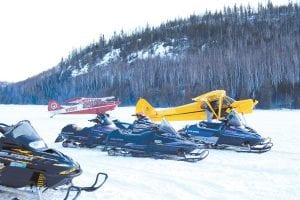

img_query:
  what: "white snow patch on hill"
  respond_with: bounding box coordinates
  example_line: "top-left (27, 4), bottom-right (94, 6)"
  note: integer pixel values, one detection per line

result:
top-left (99, 48), bottom-right (121, 66)
top-left (127, 42), bottom-right (174, 63)
top-left (71, 64), bottom-right (89, 77)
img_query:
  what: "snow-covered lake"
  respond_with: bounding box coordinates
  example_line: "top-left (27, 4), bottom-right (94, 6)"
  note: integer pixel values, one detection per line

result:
top-left (0, 105), bottom-right (299, 200)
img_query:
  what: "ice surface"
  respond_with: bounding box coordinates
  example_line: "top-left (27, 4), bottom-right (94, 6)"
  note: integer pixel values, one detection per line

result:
top-left (0, 105), bottom-right (299, 200)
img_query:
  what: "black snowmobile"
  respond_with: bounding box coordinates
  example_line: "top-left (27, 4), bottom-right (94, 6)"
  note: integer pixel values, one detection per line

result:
top-left (105, 119), bottom-right (209, 162)
top-left (55, 113), bottom-right (118, 148)
top-left (178, 110), bottom-right (273, 153)
top-left (0, 120), bottom-right (108, 200)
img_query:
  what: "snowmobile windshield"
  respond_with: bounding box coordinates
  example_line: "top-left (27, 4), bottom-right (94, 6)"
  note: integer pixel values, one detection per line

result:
top-left (6, 120), bottom-right (47, 150)
top-left (226, 109), bottom-right (243, 127)
top-left (158, 119), bottom-right (178, 136)
top-left (102, 116), bottom-right (114, 126)
top-left (98, 113), bottom-right (115, 127)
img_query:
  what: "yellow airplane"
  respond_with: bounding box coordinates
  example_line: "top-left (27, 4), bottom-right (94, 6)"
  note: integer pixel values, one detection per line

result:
top-left (135, 90), bottom-right (258, 122)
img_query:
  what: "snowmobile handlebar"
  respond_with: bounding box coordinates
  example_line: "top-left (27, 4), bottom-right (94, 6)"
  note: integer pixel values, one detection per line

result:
top-left (0, 123), bottom-right (10, 134)
top-left (0, 123), bottom-right (9, 127)
top-left (88, 118), bottom-right (98, 123)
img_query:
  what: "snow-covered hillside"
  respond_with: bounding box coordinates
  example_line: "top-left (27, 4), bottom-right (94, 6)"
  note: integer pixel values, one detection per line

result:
top-left (70, 40), bottom-right (185, 78)
top-left (0, 105), bottom-right (299, 200)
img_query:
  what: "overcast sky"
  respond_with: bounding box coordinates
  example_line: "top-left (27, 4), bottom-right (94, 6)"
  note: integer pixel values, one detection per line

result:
top-left (0, 0), bottom-right (294, 82)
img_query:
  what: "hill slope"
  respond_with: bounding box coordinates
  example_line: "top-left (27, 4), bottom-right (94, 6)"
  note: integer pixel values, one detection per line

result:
top-left (1, 2), bottom-right (300, 108)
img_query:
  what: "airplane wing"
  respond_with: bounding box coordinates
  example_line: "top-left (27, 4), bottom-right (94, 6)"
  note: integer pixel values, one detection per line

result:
top-left (65, 97), bottom-right (84, 104)
top-left (65, 96), bottom-right (116, 104)
top-left (97, 96), bottom-right (115, 101)
top-left (192, 90), bottom-right (226, 102)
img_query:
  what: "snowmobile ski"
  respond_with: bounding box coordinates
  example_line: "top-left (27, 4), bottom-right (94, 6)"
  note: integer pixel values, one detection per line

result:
top-left (106, 147), bottom-right (209, 162)
top-left (63, 172), bottom-right (108, 200)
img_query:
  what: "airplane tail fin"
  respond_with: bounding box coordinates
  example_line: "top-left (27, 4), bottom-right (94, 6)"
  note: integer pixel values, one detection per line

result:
top-left (48, 100), bottom-right (63, 111)
top-left (135, 98), bottom-right (157, 117)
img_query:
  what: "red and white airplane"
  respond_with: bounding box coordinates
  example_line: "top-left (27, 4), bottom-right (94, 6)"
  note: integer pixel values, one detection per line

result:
top-left (48, 96), bottom-right (120, 117)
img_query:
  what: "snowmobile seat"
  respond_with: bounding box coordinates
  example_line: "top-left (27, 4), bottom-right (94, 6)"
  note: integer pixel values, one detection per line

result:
top-left (74, 125), bottom-right (83, 131)
top-left (61, 124), bottom-right (91, 135)
top-left (132, 123), bottom-right (158, 134)
top-left (198, 121), bottom-right (223, 130)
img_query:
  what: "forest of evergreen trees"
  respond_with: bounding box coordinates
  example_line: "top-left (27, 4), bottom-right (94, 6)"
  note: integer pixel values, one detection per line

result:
top-left (0, 2), bottom-right (299, 108)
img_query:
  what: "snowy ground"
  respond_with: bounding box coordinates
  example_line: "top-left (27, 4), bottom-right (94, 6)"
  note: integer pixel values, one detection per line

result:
top-left (0, 105), bottom-right (299, 200)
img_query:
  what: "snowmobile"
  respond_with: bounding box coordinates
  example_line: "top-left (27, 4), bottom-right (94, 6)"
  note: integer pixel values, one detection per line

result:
top-left (55, 113), bottom-right (118, 148)
top-left (178, 110), bottom-right (273, 153)
top-left (105, 119), bottom-right (209, 162)
top-left (55, 113), bottom-right (148, 148)
top-left (0, 120), bottom-right (108, 200)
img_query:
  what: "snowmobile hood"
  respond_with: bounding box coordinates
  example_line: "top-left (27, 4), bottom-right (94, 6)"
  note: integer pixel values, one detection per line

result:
top-left (1, 120), bottom-right (47, 151)
top-left (41, 148), bottom-right (80, 167)
top-left (0, 147), bottom-right (80, 171)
